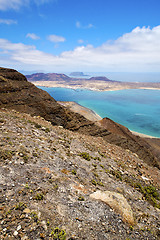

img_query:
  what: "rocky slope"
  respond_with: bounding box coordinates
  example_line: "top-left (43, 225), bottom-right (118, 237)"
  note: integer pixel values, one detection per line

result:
top-left (0, 109), bottom-right (160, 239)
top-left (0, 67), bottom-right (159, 170)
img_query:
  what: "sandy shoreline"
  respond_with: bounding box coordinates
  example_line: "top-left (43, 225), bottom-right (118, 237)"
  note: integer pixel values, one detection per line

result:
top-left (58, 101), bottom-right (102, 122)
top-left (130, 131), bottom-right (159, 139)
top-left (58, 101), bottom-right (159, 139)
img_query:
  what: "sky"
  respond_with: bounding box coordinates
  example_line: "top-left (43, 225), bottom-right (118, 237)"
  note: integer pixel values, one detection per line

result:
top-left (0, 0), bottom-right (160, 74)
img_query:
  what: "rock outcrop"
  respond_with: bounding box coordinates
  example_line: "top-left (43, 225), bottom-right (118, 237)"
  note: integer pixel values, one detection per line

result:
top-left (90, 190), bottom-right (135, 225)
top-left (0, 67), bottom-right (159, 169)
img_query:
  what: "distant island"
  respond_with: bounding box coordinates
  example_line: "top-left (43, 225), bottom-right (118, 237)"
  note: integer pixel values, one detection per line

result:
top-left (26, 72), bottom-right (160, 91)
top-left (69, 71), bottom-right (89, 77)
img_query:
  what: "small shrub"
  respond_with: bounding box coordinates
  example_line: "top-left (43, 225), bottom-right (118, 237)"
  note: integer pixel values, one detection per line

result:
top-left (34, 193), bottom-right (44, 200)
top-left (100, 164), bottom-right (104, 169)
top-left (91, 179), bottom-right (97, 186)
top-left (92, 163), bottom-right (97, 168)
top-left (97, 181), bottom-right (104, 186)
top-left (15, 202), bottom-right (27, 211)
top-left (134, 183), bottom-right (160, 208)
top-left (71, 169), bottom-right (77, 175)
top-left (93, 172), bottom-right (99, 178)
top-left (45, 128), bottom-right (50, 133)
top-left (79, 152), bottom-right (91, 161)
top-left (34, 123), bottom-right (42, 129)
top-left (0, 150), bottom-right (13, 161)
top-left (51, 227), bottom-right (66, 240)
top-left (110, 170), bottom-right (122, 181)
top-left (78, 196), bottom-right (85, 201)
top-left (31, 211), bottom-right (38, 222)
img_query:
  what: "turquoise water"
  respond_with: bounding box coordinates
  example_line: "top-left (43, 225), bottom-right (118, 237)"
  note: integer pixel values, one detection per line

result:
top-left (39, 87), bottom-right (160, 138)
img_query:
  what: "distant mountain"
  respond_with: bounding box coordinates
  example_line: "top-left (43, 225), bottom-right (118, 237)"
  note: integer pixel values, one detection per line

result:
top-left (70, 71), bottom-right (89, 77)
top-left (26, 72), bottom-right (71, 82)
top-left (89, 76), bottom-right (116, 82)
top-left (26, 72), bottom-right (160, 91)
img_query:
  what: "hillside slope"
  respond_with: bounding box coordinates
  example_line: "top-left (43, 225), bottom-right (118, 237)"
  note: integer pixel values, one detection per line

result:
top-left (0, 109), bottom-right (159, 239)
top-left (0, 67), bottom-right (159, 169)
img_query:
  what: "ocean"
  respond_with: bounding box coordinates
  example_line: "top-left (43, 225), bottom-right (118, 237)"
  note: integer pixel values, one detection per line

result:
top-left (38, 87), bottom-right (160, 138)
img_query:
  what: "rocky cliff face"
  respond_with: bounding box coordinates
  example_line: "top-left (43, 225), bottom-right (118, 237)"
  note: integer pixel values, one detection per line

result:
top-left (0, 67), bottom-right (159, 169)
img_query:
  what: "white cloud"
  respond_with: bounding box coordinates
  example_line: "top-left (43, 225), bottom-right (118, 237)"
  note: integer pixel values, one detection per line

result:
top-left (26, 33), bottom-right (40, 40)
top-left (0, 26), bottom-right (160, 72)
top-left (47, 34), bottom-right (66, 43)
top-left (0, 18), bottom-right (17, 24)
top-left (76, 21), bottom-right (94, 29)
top-left (0, 0), bottom-right (28, 10)
top-left (0, 0), bottom-right (54, 11)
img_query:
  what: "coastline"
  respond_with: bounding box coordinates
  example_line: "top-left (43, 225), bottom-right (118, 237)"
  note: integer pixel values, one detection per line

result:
top-left (58, 101), bottom-right (159, 139)
top-left (58, 101), bottom-right (102, 122)
top-left (32, 81), bottom-right (160, 92)
top-left (32, 82), bottom-right (160, 139)
top-left (130, 130), bottom-right (159, 139)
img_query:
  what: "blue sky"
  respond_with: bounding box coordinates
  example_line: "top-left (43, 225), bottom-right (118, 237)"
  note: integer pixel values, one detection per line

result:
top-left (0, 0), bottom-right (160, 73)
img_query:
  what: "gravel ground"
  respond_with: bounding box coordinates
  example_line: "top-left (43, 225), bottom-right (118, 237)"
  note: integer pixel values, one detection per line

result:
top-left (0, 109), bottom-right (159, 240)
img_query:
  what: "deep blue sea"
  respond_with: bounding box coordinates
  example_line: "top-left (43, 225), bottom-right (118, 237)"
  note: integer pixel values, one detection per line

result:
top-left (38, 87), bottom-right (160, 138)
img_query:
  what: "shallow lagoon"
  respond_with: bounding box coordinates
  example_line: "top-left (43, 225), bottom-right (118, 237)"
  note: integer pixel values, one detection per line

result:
top-left (39, 87), bottom-right (160, 138)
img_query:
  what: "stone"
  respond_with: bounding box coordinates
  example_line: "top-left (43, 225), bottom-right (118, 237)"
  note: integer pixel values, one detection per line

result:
top-left (90, 190), bottom-right (134, 225)
top-left (13, 231), bottom-right (18, 236)
top-left (17, 225), bottom-right (21, 231)
top-left (23, 208), bottom-right (31, 214)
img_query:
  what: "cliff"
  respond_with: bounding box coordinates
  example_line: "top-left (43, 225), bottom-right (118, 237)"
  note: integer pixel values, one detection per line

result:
top-left (0, 67), bottom-right (159, 169)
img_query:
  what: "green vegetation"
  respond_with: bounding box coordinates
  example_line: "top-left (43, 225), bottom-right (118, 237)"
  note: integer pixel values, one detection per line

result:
top-left (98, 151), bottom-right (106, 158)
top-left (110, 169), bottom-right (123, 181)
top-left (91, 179), bottom-right (97, 186)
top-left (34, 123), bottom-right (42, 129)
top-left (45, 127), bottom-right (50, 133)
top-left (92, 163), bottom-right (97, 168)
top-left (51, 227), bottom-right (66, 240)
top-left (71, 169), bottom-right (77, 175)
top-left (31, 211), bottom-right (38, 222)
top-left (93, 156), bottom-right (101, 161)
top-left (25, 183), bottom-right (29, 189)
top-left (97, 181), bottom-right (104, 186)
top-left (34, 193), bottom-right (44, 200)
top-left (134, 183), bottom-right (160, 208)
top-left (93, 172), bottom-right (99, 178)
top-left (78, 196), bottom-right (85, 201)
top-left (15, 202), bottom-right (27, 211)
top-left (79, 152), bottom-right (91, 161)
top-left (100, 164), bottom-right (104, 169)
top-left (0, 149), bottom-right (14, 161)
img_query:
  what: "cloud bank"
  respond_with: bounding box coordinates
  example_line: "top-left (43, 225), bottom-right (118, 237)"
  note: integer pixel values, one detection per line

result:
top-left (0, 25), bottom-right (160, 72)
